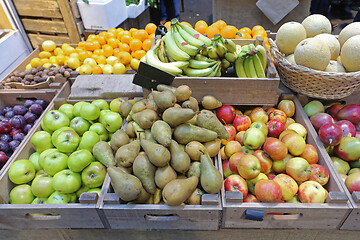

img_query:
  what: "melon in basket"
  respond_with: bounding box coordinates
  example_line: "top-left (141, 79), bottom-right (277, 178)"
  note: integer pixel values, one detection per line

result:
top-left (340, 35), bottom-right (360, 72)
top-left (314, 33), bottom-right (340, 60)
top-left (338, 22), bottom-right (360, 47)
top-left (324, 60), bottom-right (346, 73)
top-left (301, 14), bottom-right (332, 38)
top-left (286, 54), bottom-right (296, 64)
top-left (276, 22), bottom-right (306, 55)
top-left (294, 38), bottom-right (331, 71)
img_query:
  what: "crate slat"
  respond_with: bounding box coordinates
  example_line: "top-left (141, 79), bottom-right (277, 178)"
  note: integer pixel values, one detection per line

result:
top-left (27, 34), bottom-right (71, 48)
top-left (22, 19), bottom-right (68, 34)
top-left (57, 0), bottom-right (80, 43)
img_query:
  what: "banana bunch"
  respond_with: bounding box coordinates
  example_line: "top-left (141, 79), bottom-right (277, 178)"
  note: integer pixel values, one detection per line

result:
top-left (235, 44), bottom-right (267, 78)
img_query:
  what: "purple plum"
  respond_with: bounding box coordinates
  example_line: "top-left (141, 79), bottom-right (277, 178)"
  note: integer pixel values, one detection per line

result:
top-left (0, 134), bottom-right (12, 142)
top-left (29, 104), bottom-right (43, 116)
top-left (9, 140), bottom-right (20, 152)
top-left (5, 111), bottom-right (14, 119)
top-left (35, 99), bottom-right (47, 109)
top-left (13, 105), bottom-right (27, 115)
top-left (13, 133), bottom-right (25, 142)
top-left (23, 124), bottom-right (33, 134)
top-left (0, 141), bottom-right (10, 153)
top-left (24, 100), bottom-right (35, 108)
top-left (24, 112), bottom-right (37, 123)
top-left (9, 115), bottom-right (26, 129)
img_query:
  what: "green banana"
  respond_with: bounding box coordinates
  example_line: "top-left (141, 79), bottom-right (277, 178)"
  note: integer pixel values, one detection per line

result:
top-left (235, 52), bottom-right (247, 78)
top-left (189, 59), bottom-right (217, 69)
top-left (253, 54), bottom-right (266, 78)
top-left (215, 66), bottom-right (222, 77)
top-left (172, 26), bottom-right (199, 56)
top-left (236, 45), bottom-right (242, 54)
top-left (214, 42), bottom-right (227, 58)
top-left (175, 25), bottom-right (205, 49)
top-left (221, 59), bottom-right (231, 69)
top-left (195, 54), bottom-right (213, 62)
top-left (145, 43), bottom-right (182, 76)
top-left (183, 63), bottom-right (218, 77)
top-left (163, 30), bottom-right (191, 61)
top-left (255, 44), bottom-right (267, 71)
top-left (170, 61), bottom-right (189, 69)
top-left (200, 47), bottom-right (208, 57)
top-left (177, 21), bottom-right (212, 47)
top-left (224, 52), bottom-right (236, 63)
top-left (208, 47), bottom-right (219, 59)
top-left (244, 55), bottom-right (258, 78)
top-left (223, 39), bottom-right (237, 53)
top-left (207, 62), bottom-right (220, 77)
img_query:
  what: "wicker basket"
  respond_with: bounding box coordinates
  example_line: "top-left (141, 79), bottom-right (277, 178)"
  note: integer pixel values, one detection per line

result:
top-left (269, 38), bottom-right (360, 100)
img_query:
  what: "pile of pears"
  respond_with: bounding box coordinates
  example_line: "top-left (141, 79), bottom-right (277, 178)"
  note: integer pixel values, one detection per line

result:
top-left (103, 84), bottom-right (228, 206)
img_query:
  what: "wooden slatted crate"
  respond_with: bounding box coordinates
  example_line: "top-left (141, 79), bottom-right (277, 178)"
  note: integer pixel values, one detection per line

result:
top-left (221, 96), bottom-right (352, 229)
top-left (13, 0), bottom-right (84, 47)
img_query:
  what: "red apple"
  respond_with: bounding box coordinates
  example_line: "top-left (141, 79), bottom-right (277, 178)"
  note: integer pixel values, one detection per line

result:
top-left (287, 123), bottom-right (307, 139)
top-left (220, 146), bottom-right (228, 160)
top-left (337, 104), bottom-right (360, 125)
top-left (263, 137), bottom-right (288, 161)
top-left (222, 159), bottom-right (233, 178)
top-left (249, 107), bottom-right (268, 123)
top-left (298, 181), bottom-right (327, 203)
top-left (327, 104), bottom-right (343, 120)
top-left (216, 105), bottom-right (236, 124)
top-left (319, 123), bottom-right (343, 146)
top-left (272, 154), bottom-right (292, 173)
top-left (243, 193), bottom-right (260, 202)
top-left (273, 173), bottom-right (298, 201)
top-left (224, 141), bottom-right (242, 158)
top-left (233, 115), bottom-right (252, 132)
top-left (266, 173), bottom-right (276, 180)
top-left (278, 100), bottom-right (295, 117)
top-left (285, 118), bottom-right (296, 128)
top-left (253, 150), bottom-right (272, 174)
top-left (336, 120), bottom-right (356, 137)
top-left (254, 179), bottom-right (282, 203)
top-left (269, 109), bottom-right (287, 123)
top-left (224, 174), bottom-right (248, 198)
top-left (309, 164), bottom-right (329, 186)
top-left (266, 107), bottom-right (276, 116)
top-left (345, 172), bottom-right (360, 193)
top-left (229, 152), bottom-right (245, 174)
top-left (235, 109), bottom-right (243, 116)
top-left (246, 173), bottom-right (268, 194)
top-left (279, 129), bottom-right (297, 141)
top-left (0, 151), bottom-right (8, 168)
top-left (285, 157), bottom-right (311, 182)
top-left (241, 146), bottom-right (254, 155)
top-left (250, 121), bottom-right (268, 137)
top-left (299, 144), bottom-right (319, 164)
top-left (310, 113), bottom-right (334, 131)
top-left (235, 131), bottom-right (245, 145)
top-left (356, 131), bottom-right (360, 139)
top-left (267, 119), bottom-right (286, 138)
top-left (334, 137), bottom-right (360, 161)
top-left (237, 154), bottom-right (261, 180)
top-left (281, 132), bottom-right (306, 156)
top-left (221, 125), bottom-right (236, 145)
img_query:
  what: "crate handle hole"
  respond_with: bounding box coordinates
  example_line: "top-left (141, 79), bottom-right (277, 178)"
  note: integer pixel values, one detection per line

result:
top-left (269, 213), bottom-right (302, 220)
top-left (144, 214), bottom-right (179, 222)
top-left (25, 213), bottom-right (61, 221)
top-left (16, 97), bottom-right (38, 102)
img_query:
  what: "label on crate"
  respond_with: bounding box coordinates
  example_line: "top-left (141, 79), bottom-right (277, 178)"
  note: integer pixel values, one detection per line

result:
top-left (133, 62), bottom-right (175, 90)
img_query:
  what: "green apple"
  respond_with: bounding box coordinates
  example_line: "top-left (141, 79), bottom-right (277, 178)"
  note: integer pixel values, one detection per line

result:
top-left (70, 117), bottom-right (90, 136)
top-left (52, 169), bottom-right (82, 193)
top-left (110, 98), bottom-right (125, 113)
top-left (69, 193), bottom-right (77, 203)
top-left (250, 121), bottom-right (268, 137)
top-left (80, 102), bottom-right (100, 121)
top-left (39, 148), bottom-right (59, 165)
top-left (99, 110), bottom-right (111, 123)
top-left (29, 152), bottom-right (42, 172)
top-left (92, 99), bottom-right (109, 111)
top-left (32, 197), bottom-right (47, 204)
top-left (34, 169), bottom-right (46, 178)
top-left (243, 128), bottom-right (266, 150)
top-left (41, 120), bottom-right (53, 134)
top-left (81, 161), bottom-right (106, 188)
top-left (39, 151), bottom-right (68, 176)
top-left (78, 131), bottom-right (100, 152)
top-left (42, 110), bottom-right (70, 132)
top-left (100, 111), bottom-right (123, 132)
top-left (73, 102), bottom-right (87, 117)
top-left (53, 129), bottom-right (80, 153)
top-left (46, 191), bottom-right (72, 204)
top-left (58, 104), bottom-right (74, 120)
top-left (87, 188), bottom-right (101, 196)
top-left (67, 149), bottom-right (93, 172)
top-left (51, 127), bottom-right (74, 146)
top-left (8, 159), bottom-right (35, 184)
top-left (89, 123), bottom-right (109, 141)
top-left (76, 185), bottom-right (90, 198)
top-left (9, 184), bottom-right (34, 204)
top-left (31, 174), bottom-right (55, 198)
top-left (30, 131), bottom-right (53, 153)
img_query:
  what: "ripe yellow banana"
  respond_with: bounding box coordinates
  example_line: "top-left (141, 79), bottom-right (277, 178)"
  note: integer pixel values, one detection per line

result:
top-left (183, 63), bottom-right (218, 77)
top-left (244, 55), bottom-right (258, 78)
top-left (235, 53), bottom-right (247, 78)
top-left (172, 26), bottom-right (199, 56)
top-left (177, 21), bottom-right (212, 47)
top-left (163, 30), bottom-right (191, 61)
top-left (255, 45), bottom-right (267, 70)
top-left (189, 59), bottom-right (217, 69)
top-left (253, 54), bottom-right (266, 78)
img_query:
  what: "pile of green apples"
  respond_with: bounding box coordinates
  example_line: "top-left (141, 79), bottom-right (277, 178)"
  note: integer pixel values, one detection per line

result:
top-left (8, 98), bottom-right (124, 204)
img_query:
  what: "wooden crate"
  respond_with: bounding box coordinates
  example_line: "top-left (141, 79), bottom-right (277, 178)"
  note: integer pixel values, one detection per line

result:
top-left (143, 38), bottom-right (280, 106)
top-left (221, 96), bottom-right (352, 229)
top-left (98, 155), bottom-right (222, 230)
top-left (13, 0), bottom-right (84, 47)
top-left (0, 82), bottom-right (106, 229)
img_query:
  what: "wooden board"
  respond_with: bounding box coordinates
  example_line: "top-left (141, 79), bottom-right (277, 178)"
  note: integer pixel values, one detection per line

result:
top-left (22, 19), bottom-right (68, 34)
top-left (221, 96), bottom-right (352, 229)
top-left (13, 0), bottom-right (62, 18)
top-left (27, 34), bottom-right (71, 48)
top-left (57, 0), bottom-right (80, 43)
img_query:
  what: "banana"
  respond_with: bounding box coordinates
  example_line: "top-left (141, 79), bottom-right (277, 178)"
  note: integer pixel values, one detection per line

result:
top-left (170, 61), bottom-right (189, 69)
top-left (183, 63), bottom-right (218, 77)
top-left (224, 52), bottom-right (236, 63)
top-left (235, 52), bottom-right (247, 78)
top-left (200, 47), bottom-right (208, 57)
top-left (244, 55), bottom-right (258, 78)
top-left (157, 40), bottom-right (169, 63)
top-left (214, 42), bottom-right (227, 58)
top-left (207, 62), bottom-right (220, 77)
top-left (208, 47), bottom-right (219, 59)
top-left (236, 45), bottom-right (242, 54)
top-left (195, 54), bottom-right (213, 62)
top-left (165, 48), bottom-right (176, 62)
top-left (177, 21), bottom-right (212, 47)
top-left (175, 25), bottom-right (205, 49)
top-left (189, 59), bottom-right (217, 69)
top-left (172, 26), bottom-right (199, 56)
top-left (255, 44), bottom-right (267, 70)
top-left (163, 30), bottom-right (191, 61)
top-left (221, 59), bottom-right (231, 69)
top-left (145, 43), bottom-right (182, 76)
top-left (215, 66), bottom-right (222, 77)
top-left (253, 54), bottom-right (266, 78)
top-left (223, 39), bottom-right (237, 53)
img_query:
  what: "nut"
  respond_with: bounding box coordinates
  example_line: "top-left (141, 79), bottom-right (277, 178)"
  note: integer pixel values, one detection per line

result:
top-left (14, 77), bottom-right (22, 82)
top-left (64, 71), bottom-right (71, 78)
top-left (24, 70), bottom-right (31, 74)
top-left (34, 76), bottom-right (41, 82)
top-left (39, 77), bottom-right (47, 82)
top-left (18, 72), bottom-right (26, 78)
top-left (24, 81), bottom-right (30, 85)
top-left (47, 71), bottom-right (55, 76)
top-left (31, 68), bottom-right (38, 74)
top-left (30, 81), bottom-right (37, 85)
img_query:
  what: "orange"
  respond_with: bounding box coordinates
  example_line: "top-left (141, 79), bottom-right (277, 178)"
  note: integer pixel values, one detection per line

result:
top-left (220, 25), bottom-right (238, 39)
top-left (205, 25), bottom-right (220, 39)
top-left (105, 31), bottom-right (115, 40)
top-left (142, 39), bottom-right (153, 51)
top-left (92, 65), bottom-right (103, 74)
top-left (84, 41), bottom-right (96, 51)
top-left (117, 52), bottom-right (131, 65)
top-left (119, 43), bottom-right (130, 52)
top-left (107, 37), bottom-right (118, 48)
top-left (78, 51), bottom-right (90, 62)
top-left (98, 31), bottom-right (107, 38)
top-left (78, 41), bottom-right (86, 49)
top-left (108, 28), bottom-right (117, 34)
top-left (121, 35), bottom-right (132, 45)
top-left (239, 27), bottom-right (252, 35)
top-left (129, 38), bottom-right (143, 52)
top-left (164, 21), bottom-right (171, 30)
top-left (234, 32), bottom-right (251, 39)
top-left (181, 21), bottom-right (193, 28)
top-left (214, 20), bottom-right (227, 30)
top-left (102, 44), bottom-right (113, 57)
top-left (149, 33), bottom-right (155, 41)
top-left (129, 28), bottom-right (138, 37)
top-left (252, 25), bottom-right (265, 35)
top-left (132, 50), bottom-right (146, 60)
top-left (75, 47), bottom-right (84, 53)
top-left (252, 29), bottom-right (267, 40)
top-left (87, 34), bottom-right (97, 41)
top-left (93, 49), bottom-right (103, 55)
top-left (98, 36), bottom-right (106, 45)
top-left (113, 48), bottom-right (121, 56)
top-left (96, 55), bottom-right (106, 65)
top-left (195, 20), bottom-right (208, 35)
top-left (133, 29), bottom-right (148, 42)
top-left (145, 23), bottom-right (157, 35)
top-left (116, 28), bottom-right (124, 34)
top-left (117, 31), bottom-right (125, 40)
top-left (92, 40), bottom-right (101, 50)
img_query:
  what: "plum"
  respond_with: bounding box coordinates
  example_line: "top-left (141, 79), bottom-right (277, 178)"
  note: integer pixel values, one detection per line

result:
top-left (24, 112), bottom-right (37, 123)
top-left (29, 104), bottom-right (43, 116)
top-left (35, 99), bottom-right (47, 109)
top-left (23, 124), bottom-right (33, 134)
top-left (0, 121), bottom-right (12, 133)
top-left (13, 105), bottom-right (27, 115)
top-left (9, 115), bottom-right (26, 129)
top-left (0, 134), bottom-right (12, 142)
top-left (0, 141), bottom-right (10, 153)
top-left (5, 111), bottom-right (14, 119)
top-left (13, 133), bottom-right (25, 142)
top-left (24, 100), bottom-right (35, 108)
top-left (9, 140), bottom-right (20, 152)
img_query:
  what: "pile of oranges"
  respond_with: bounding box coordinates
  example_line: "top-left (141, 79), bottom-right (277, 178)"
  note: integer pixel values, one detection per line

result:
top-left (26, 23), bottom-right (157, 75)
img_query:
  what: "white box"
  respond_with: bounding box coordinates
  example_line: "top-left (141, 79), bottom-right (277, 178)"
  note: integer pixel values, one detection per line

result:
top-left (127, 0), bottom-right (148, 18)
top-left (77, 0), bottom-right (128, 30)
